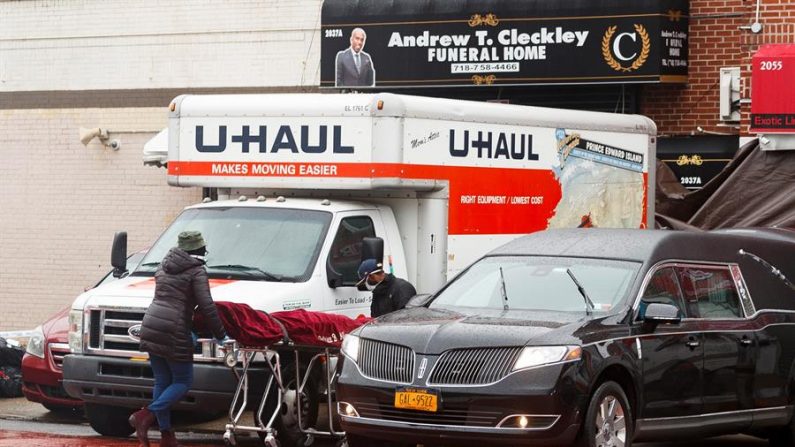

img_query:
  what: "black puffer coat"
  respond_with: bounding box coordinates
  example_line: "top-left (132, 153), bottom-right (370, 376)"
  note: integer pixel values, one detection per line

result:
top-left (371, 274), bottom-right (417, 318)
top-left (139, 248), bottom-right (226, 362)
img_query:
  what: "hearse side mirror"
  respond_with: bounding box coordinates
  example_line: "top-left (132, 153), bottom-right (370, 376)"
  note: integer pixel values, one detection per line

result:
top-left (326, 257), bottom-right (343, 289)
top-left (111, 231), bottom-right (128, 278)
top-left (643, 303), bottom-right (682, 325)
top-left (405, 294), bottom-right (433, 309)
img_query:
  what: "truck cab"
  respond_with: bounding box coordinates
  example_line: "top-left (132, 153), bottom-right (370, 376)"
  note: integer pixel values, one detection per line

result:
top-left (63, 196), bottom-right (409, 434)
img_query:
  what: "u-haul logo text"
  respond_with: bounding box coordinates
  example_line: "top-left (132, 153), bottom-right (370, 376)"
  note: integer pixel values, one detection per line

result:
top-left (449, 129), bottom-right (538, 161)
top-left (195, 125), bottom-right (354, 154)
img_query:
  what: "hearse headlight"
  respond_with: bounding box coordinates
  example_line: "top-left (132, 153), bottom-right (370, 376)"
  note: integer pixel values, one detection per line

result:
top-left (341, 334), bottom-right (360, 363)
top-left (68, 309), bottom-right (84, 353)
top-left (513, 346), bottom-right (582, 371)
top-left (26, 326), bottom-right (45, 359)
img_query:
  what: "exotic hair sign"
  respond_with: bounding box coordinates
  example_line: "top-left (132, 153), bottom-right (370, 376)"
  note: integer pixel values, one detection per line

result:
top-left (320, 0), bottom-right (689, 88)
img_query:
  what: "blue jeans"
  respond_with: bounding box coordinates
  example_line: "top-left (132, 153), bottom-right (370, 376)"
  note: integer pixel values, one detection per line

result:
top-left (147, 354), bottom-right (193, 431)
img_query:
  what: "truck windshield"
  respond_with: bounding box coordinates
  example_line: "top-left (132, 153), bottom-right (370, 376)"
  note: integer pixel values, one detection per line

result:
top-left (430, 256), bottom-right (640, 314)
top-left (135, 207), bottom-right (332, 282)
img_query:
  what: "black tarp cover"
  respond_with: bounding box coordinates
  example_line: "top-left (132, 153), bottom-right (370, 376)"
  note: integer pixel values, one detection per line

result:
top-left (656, 139), bottom-right (795, 230)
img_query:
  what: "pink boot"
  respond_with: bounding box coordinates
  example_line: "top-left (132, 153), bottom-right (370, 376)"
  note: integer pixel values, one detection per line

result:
top-left (128, 407), bottom-right (156, 447)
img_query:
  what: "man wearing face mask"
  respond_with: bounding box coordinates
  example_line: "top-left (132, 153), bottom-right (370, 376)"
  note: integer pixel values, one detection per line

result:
top-left (356, 259), bottom-right (416, 318)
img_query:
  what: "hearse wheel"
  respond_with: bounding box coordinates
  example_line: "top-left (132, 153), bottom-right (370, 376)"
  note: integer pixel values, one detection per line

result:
top-left (579, 381), bottom-right (633, 447)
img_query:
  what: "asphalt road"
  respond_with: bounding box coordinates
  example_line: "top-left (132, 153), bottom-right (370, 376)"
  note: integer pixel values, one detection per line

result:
top-left (0, 419), bottom-right (771, 447)
top-left (0, 398), bottom-right (771, 446)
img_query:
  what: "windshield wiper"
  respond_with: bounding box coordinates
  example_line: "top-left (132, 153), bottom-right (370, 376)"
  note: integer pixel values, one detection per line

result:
top-left (207, 264), bottom-right (284, 281)
top-left (566, 268), bottom-right (595, 316)
top-left (499, 266), bottom-right (509, 310)
top-left (139, 262), bottom-right (161, 268)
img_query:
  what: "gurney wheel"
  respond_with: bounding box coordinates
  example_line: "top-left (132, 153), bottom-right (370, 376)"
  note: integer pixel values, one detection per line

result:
top-left (223, 430), bottom-right (237, 446)
top-left (263, 433), bottom-right (281, 447)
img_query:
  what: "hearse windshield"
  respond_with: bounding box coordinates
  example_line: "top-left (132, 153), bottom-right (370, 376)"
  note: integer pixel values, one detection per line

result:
top-left (135, 207), bottom-right (332, 282)
top-left (431, 256), bottom-right (640, 314)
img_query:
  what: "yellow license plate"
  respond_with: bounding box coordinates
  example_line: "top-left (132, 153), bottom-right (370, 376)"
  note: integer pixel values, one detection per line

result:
top-left (394, 387), bottom-right (439, 412)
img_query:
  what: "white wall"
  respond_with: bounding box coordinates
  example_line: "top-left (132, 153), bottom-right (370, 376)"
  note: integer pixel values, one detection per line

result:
top-left (0, 108), bottom-right (201, 330)
top-left (0, 0), bottom-right (323, 92)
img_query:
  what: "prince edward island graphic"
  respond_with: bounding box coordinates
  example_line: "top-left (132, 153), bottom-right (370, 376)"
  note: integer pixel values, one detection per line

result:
top-left (547, 128), bottom-right (645, 230)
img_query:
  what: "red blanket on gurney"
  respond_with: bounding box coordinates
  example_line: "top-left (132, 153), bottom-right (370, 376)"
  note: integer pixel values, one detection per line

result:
top-left (193, 302), bottom-right (371, 348)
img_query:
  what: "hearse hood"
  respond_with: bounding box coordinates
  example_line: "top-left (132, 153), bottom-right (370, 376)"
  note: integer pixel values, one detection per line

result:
top-left (356, 306), bottom-right (585, 354)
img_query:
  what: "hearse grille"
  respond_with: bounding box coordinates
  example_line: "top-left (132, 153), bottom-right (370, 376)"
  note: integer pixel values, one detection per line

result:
top-left (87, 309), bottom-right (145, 355)
top-left (351, 401), bottom-right (502, 427)
top-left (428, 347), bottom-right (523, 385)
top-left (358, 339), bottom-right (414, 384)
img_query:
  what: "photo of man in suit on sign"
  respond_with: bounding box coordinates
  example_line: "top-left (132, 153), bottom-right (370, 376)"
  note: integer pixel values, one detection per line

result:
top-left (335, 27), bottom-right (375, 88)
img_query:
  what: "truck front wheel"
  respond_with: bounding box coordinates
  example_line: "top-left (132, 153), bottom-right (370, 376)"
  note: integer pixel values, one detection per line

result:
top-left (256, 360), bottom-right (319, 447)
top-left (85, 403), bottom-right (135, 437)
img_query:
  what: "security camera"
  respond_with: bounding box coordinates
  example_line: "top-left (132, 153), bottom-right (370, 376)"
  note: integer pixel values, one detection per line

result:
top-left (109, 139), bottom-right (121, 151)
top-left (79, 127), bottom-right (109, 146)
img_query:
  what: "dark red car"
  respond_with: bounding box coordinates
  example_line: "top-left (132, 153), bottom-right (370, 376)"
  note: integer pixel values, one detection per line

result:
top-left (21, 306), bottom-right (81, 412)
top-left (22, 251), bottom-right (145, 412)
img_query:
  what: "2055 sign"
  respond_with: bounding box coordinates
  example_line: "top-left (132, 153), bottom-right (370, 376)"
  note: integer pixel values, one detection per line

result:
top-left (759, 60), bottom-right (784, 71)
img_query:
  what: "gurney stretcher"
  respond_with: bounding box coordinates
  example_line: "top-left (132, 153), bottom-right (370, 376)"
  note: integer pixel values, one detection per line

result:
top-left (193, 302), bottom-right (370, 447)
top-left (218, 340), bottom-right (341, 447)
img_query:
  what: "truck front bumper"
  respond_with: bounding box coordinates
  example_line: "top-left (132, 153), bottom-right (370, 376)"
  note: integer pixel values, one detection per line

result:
top-left (62, 355), bottom-right (267, 411)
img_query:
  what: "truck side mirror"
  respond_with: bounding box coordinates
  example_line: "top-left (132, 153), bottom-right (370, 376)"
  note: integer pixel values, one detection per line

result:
top-left (361, 237), bottom-right (384, 265)
top-left (111, 232), bottom-right (128, 278)
top-left (326, 257), bottom-right (343, 289)
top-left (405, 294), bottom-right (433, 309)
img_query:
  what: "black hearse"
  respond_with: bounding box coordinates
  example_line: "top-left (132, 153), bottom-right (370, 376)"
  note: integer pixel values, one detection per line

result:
top-left (336, 228), bottom-right (795, 447)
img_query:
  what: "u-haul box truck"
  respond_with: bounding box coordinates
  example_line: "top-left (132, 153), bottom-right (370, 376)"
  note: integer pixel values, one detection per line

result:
top-left (63, 93), bottom-right (656, 436)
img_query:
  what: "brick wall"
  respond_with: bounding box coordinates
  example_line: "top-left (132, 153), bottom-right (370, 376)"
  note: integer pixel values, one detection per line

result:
top-left (641, 0), bottom-right (795, 136)
top-left (0, 108), bottom-right (200, 330)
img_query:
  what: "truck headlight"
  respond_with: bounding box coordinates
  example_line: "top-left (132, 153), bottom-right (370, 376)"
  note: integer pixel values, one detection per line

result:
top-left (512, 346), bottom-right (581, 371)
top-left (26, 326), bottom-right (45, 359)
top-left (68, 310), bottom-right (84, 353)
top-left (341, 334), bottom-right (360, 363)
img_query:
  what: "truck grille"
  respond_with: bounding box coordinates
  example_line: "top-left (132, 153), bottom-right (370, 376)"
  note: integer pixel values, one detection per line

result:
top-left (87, 308), bottom-right (145, 355)
top-left (428, 347), bottom-right (523, 385)
top-left (358, 339), bottom-right (414, 384)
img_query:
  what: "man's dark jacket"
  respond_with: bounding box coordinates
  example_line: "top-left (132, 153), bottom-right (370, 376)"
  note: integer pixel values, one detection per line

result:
top-left (139, 248), bottom-right (226, 362)
top-left (371, 274), bottom-right (416, 318)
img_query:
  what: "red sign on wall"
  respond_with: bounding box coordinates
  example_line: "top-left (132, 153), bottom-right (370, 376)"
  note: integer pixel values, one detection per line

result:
top-left (751, 44), bottom-right (795, 133)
